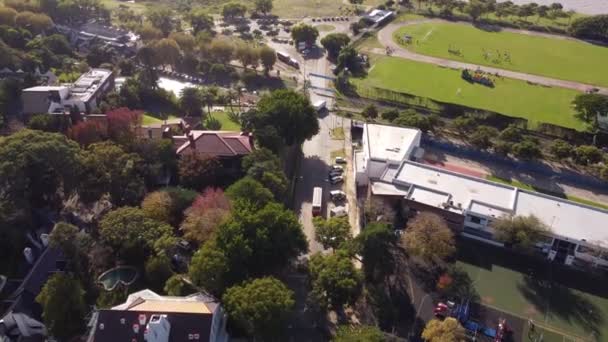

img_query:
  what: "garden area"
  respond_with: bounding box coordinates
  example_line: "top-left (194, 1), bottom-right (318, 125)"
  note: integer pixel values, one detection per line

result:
top-left (393, 21), bottom-right (608, 87)
top-left (351, 56), bottom-right (584, 130)
top-left (456, 239), bottom-right (608, 341)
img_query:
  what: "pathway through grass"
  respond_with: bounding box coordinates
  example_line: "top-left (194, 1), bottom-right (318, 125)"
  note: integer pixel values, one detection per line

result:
top-left (393, 22), bottom-right (608, 87)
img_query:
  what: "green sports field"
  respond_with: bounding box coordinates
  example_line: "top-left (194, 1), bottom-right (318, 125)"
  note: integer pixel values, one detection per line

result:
top-left (393, 22), bottom-right (608, 87)
top-left (352, 56), bottom-right (583, 130)
top-left (457, 239), bottom-right (608, 341)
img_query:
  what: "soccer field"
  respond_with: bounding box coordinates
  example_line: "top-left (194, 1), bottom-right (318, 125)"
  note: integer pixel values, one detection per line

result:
top-left (393, 22), bottom-right (608, 87)
top-left (352, 56), bottom-right (584, 130)
top-left (457, 239), bottom-right (608, 341)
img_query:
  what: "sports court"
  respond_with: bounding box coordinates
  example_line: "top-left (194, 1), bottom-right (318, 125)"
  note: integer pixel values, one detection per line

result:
top-left (456, 239), bottom-right (608, 342)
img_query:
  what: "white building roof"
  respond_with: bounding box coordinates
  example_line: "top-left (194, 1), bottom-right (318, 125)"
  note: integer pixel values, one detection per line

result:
top-left (365, 124), bottom-right (420, 163)
top-left (70, 68), bottom-right (113, 102)
top-left (388, 160), bottom-right (608, 243)
top-left (23, 86), bottom-right (67, 92)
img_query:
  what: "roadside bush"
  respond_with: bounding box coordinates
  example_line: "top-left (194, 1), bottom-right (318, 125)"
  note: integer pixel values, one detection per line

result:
top-left (381, 109), bottom-right (399, 122)
top-left (451, 116), bottom-right (477, 135)
top-left (498, 125), bottom-right (522, 143)
top-left (549, 139), bottom-right (573, 160)
top-left (512, 140), bottom-right (542, 160)
top-left (573, 145), bottom-right (603, 165)
top-left (393, 110), bottom-right (439, 133)
top-left (494, 141), bottom-right (513, 156)
top-left (469, 126), bottom-right (498, 149)
top-left (569, 15), bottom-right (608, 43)
top-left (361, 104), bottom-right (378, 120)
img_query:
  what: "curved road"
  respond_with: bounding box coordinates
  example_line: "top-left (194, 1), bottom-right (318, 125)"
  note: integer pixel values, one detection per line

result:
top-left (374, 20), bottom-right (608, 94)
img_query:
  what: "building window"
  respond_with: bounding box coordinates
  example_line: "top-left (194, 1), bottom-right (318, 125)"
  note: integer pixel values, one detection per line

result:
top-left (468, 215), bottom-right (482, 224)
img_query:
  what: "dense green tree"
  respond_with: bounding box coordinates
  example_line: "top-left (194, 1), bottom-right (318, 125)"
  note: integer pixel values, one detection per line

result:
top-left (498, 124), bottom-right (522, 142)
top-left (313, 216), bottom-right (352, 250)
top-left (222, 2), bottom-right (247, 19)
top-left (254, 0), bottom-right (273, 14)
top-left (223, 277), bottom-right (295, 340)
top-left (188, 240), bottom-right (229, 296)
top-left (188, 9), bottom-right (214, 34)
top-left (0, 130), bottom-right (82, 224)
top-left (362, 104), bottom-right (378, 120)
top-left (291, 23), bottom-right (319, 45)
top-left (169, 32), bottom-right (196, 53)
top-left (337, 45), bottom-right (360, 72)
top-left (355, 222), bottom-right (396, 279)
top-left (235, 43), bottom-right (259, 70)
top-left (141, 191), bottom-right (174, 224)
top-left (321, 33), bottom-right (351, 59)
top-left (15, 11), bottom-right (53, 34)
top-left (241, 148), bottom-right (288, 199)
top-left (309, 249), bottom-right (362, 309)
top-left (209, 38), bottom-right (235, 63)
top-left (49, 222), bottom-right (91, 278)
top-left (243, 89), bottom-right (319, 146)
top-left (145, 255), bottom-right (174, 293)
top-left (492, 214), bottom-right (550, 250)
top-left (393, 109), bottom-right (439, 133)
top-left (381, 109), bottom-right (399, 122)
top-left (179, 87), bottom-right (204, 117)
top-left (138, 24), bottom-right (163, 42)
top-left (99, 207), bottom-right (174, 261)
top-left (569, 14), bottom-right (608, 43)
top-left (401, 212), bottom-right (455, 263)
top-left (259, 45), bottom-right (277, 75)
top-left (36, 274), bottom-right (86, 341)
top-left (153, 38), bottom-right (181, 67)
top-left (178, 151), bottom-right (222, 190)
top-left (164, 274), bottom-right (196, 296)
top-left (226, 177), bottom-right (274, 209)
top-left (333, 325), bottom-right (385, 342)
top-left (147, 7), bottom-right (175, 36)
top-left (80, 142), bottom-right (146, 205)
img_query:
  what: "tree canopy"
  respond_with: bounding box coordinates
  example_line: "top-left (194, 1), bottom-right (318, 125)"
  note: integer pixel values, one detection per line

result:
top-left (223, 277), bottom-right (295, 340)
top-left (291, 24), bottom-right (319, 45)
top-left (243, 89), bottom-right (319, 147)
top-left (226, 176), bottom-right (274, 209)
top-left (313, 216), bottom-right (352, 250)
top-left (401, 212), bottom-right (455, 263)
top-left (422, 318), bottom-right (466, 342)
top-left (491, 214), bottom-right (551, 250)
top-left (309, 249), bottom-right (362, 309)
top-left (181, 188), bottom-right (232, 244)
top-left (321, 33), bottom-right (350, 59)
top-left (178, 152), bottom-right (222, 191)
top-left (36, 273), bottom-right (86, 341)
top-left (241, 148), bottom-right (289, 200)
top-left (99, 207), bottom-right (174, 261)
top-left (572, 93), bottom-right (608, 132)
top-left (254, 0), bottom-right (273, 14)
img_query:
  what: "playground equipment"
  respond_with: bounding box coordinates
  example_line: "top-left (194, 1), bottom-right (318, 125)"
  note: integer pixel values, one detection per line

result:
top-left (434, 300), bottom-right (510, 341)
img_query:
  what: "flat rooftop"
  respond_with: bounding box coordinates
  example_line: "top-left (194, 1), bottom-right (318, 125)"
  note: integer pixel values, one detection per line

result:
top-left (388, 161), bottom-right (608, 242)
top-left (365, 124), bottom-right (420, 163)
top-left (70, 68), bottom-right (113, 101)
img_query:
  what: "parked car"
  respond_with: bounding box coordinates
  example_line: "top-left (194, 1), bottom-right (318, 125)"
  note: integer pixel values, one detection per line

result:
top-left (329, 170), bottom-right (342, 178)
top-left (330, 190), bottom-right (346, 201)
top-left (335, 156), bottom-right (346, 164)
top-left (330, 165), bottom-right (344, 171)
top-left (330, 175), bottom-right (344, 184)
top-left (330, 206), bottom-right (347, 217)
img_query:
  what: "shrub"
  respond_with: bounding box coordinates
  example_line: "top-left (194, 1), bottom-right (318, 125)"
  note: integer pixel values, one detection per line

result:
top-left (512, 140), bottom-right (542, 160)
top-left (469, 126), bottom-right (498, 149)
top-left (549, 139), bottom-right (573, 160)
top-left (381, 109), bottom-right (399, 122)
top-left (573, 145), bottom-right (603, 165)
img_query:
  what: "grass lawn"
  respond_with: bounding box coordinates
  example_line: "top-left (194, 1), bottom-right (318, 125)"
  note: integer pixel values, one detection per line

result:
top-left (393, 22), bottom-right (608, 87)
top-left (330, 127), bottom-right (345, 140)
top-left (315, 24), bottom-right (336, 32)
top-left (141, 114), bottom-right (179, 125)
top-left (99, 0), bottom-right (150, 13)
top-left (272, 0), bottom-right (344, 18)
top-left (457, 239), bottom-right (608, 341)
top-left (330, 148), bottom-right (346, 160)
top-left (353, 56), bottom-right (583, 130)
top-left (210, 111), bottom-right (241, 131)
top-left (486, 175), bottom-right (608, 210)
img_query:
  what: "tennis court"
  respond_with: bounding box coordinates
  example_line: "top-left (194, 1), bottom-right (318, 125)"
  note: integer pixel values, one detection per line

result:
top-left (456, 238), bottom-right (607, 342)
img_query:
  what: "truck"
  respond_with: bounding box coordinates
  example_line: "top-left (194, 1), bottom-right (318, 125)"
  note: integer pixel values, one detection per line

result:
top-left (312, 187), bottom-right (323, 216)
top-left (313, 100), bottom-right (327, 112)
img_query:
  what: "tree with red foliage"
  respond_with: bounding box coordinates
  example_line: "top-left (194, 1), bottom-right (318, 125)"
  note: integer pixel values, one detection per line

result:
top-left (178, 151), bottom-right (222, 190)
top-left (106, 107), bottom-right (142, 145)
top-left (68, 120), bottom-right (107, 146)
top-left (436, 273), bottom-right (453, 292)
top-left (181, 188), bottom-right (232, 244)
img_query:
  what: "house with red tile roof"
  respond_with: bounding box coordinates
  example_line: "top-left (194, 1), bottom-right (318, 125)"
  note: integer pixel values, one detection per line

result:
top-left (174, 131), bottom-right (253, 159)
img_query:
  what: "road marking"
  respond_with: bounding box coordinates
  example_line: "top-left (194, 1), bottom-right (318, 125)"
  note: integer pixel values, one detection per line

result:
top-left (421, 27), bottom-right (434, 42)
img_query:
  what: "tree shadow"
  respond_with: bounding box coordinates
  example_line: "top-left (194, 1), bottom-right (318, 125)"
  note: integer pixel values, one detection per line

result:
top-left (293, 155), bottom-right (331, 217)
top-left (518, 276), bottom-right (605, 338)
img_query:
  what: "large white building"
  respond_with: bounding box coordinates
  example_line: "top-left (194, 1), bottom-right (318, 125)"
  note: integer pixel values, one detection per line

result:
top-left (356, 123), bottom-right (608, 269)
top-left (22, 68), bottom-right (114, 115)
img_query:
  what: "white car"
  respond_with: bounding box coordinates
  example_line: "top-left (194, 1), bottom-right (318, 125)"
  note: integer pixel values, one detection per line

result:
top-left (330, 206), bottom-right (347, 217)
top-left (329, 170), bottom-right (342, 178)
top-left (330, 190), bottom-right (346, 201)
top-left (330, 175), bottom-right (344, 184)
top-left (335, 156), bottom-right (346, 164)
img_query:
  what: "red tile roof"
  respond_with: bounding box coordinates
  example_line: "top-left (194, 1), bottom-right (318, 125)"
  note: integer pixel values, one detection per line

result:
top-left (175, 131), bottom-right (253, 157)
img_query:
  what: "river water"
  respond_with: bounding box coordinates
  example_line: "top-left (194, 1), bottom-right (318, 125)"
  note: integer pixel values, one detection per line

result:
top-left (500, 0), bottom-right (608, 15)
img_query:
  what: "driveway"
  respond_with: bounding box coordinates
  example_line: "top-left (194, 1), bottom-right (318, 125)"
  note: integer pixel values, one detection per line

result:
top-left (373, 20), bottom-right (608, 94)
